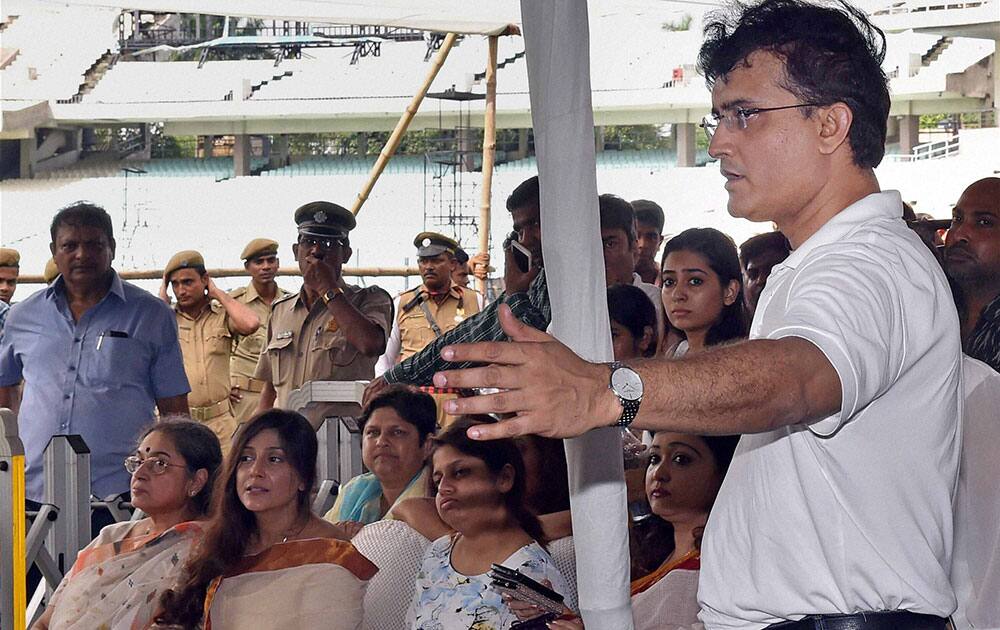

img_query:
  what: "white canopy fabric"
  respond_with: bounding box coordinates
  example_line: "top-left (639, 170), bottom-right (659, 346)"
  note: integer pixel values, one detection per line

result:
top-left (520, 1), bottom-right (633, 628)
top-left (44, 0), bottom-right (520, 35)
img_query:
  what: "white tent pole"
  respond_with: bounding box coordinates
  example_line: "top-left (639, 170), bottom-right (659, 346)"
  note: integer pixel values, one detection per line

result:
top-left (519, 2), bottom-right (633, 628)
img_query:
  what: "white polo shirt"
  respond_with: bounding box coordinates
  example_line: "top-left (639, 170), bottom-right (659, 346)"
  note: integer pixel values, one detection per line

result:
top-left (698, 191), bottom-right (963, 629)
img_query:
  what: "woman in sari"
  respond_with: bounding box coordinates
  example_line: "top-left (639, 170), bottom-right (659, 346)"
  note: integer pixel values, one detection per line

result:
top-left (325, 386), bottom-right (436, 534)
top-left (32, 418), bottom-right (222, 630)
top-left (523, 430), bottom-right (739, 630)
top-left (155, 409), bottom-right (375, 630)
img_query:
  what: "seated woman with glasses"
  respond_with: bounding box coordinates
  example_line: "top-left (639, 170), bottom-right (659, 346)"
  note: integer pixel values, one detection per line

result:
top-left (32, 418), bottom-right (222, 630)
top-left (154, 409), bottom-right (375, 630)
top-left (659, 227), bottom-right (749, 357)
top-left (324, 385), bottom-right (436, 536)
top-left (405, 416), bottom-right (573, 630)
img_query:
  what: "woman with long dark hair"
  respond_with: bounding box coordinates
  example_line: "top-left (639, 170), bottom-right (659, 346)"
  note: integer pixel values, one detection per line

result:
top-left (405, 416), bottom-right (573, 630)
top-left (660, 228), bottom-right (749, 355)
top-left (155, 409), bottom-right (375, 629)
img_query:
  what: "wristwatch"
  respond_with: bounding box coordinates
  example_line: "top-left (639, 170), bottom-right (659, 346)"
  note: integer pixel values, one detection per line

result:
top-left (608, 361), bottom-right (643, 428)
top-left (320, 287), bottom-right (343, 306)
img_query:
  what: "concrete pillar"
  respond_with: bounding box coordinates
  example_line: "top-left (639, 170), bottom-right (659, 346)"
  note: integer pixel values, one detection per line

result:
top-left (136, 123), bottom-right (151, 160)
top-left (517, 128), bottom-right (529, 160)
top-left (19, 136), bottom-right (36, 179)
top-left (899, 115), bottom-right (920, 155)
top-left (885, 115), bottom-right (899, 144)
top-left (270, 134), bottom-right (290, 168)
top-left (202, 135), bottom-right (215, 159)
top-left (595, 126), bottom-right (605, 153)
top-left (676, 122), bottom-right (696, 167)
top-left (357, 132), bottom-right (369, 157)
top-left (456, 127), bottom-right (473, 172)
top-left (233, 134), bottom-right (251, 177)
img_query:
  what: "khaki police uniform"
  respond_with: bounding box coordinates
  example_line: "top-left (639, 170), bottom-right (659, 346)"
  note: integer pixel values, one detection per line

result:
top-left (229, 238), bottom-right (289, 425)
top-left (253, 201), bottom-right (393, 428)
top-left (166, 250), bottom-right (239, 440)
top-left (391, 232), bottom-right (481, 427)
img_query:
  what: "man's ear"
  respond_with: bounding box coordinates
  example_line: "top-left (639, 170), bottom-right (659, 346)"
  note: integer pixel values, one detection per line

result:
top-left (342, 246), bottom-right (353, 265)
top-left (817, 102), bottom-right (852, 156)
top-left (49, 242), bottom-right (56, 257)
top-left (291, 243), bottom-right (300, 262)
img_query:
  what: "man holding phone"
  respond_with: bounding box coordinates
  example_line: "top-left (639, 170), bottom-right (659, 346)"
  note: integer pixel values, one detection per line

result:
top-left (254, 201), bottom-right (393, 427)
top-left (364, 175), bottom-right (548, 401)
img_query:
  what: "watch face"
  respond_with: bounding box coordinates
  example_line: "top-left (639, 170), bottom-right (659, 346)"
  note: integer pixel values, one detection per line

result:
top-left (611, 367), bottom-right (643, 401)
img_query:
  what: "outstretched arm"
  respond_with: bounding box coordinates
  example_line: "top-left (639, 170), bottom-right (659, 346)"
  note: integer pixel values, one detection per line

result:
top-left (434, 305), bottom-right (841, 440)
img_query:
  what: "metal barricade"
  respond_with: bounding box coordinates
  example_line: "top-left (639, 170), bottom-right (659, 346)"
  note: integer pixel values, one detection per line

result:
top-left (1, 408), bottom-right (27, 630)
top-left (44, 435), bottom-right (91, 582)
top-left (286, 381), bottom-right (366, 516)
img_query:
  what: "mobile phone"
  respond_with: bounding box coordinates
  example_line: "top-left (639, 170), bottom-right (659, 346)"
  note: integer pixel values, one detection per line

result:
top-left (504, 231), bottom-right (533, 272)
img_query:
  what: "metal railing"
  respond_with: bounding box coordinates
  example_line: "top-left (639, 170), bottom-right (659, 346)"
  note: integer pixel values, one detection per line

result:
top-left (884, 135), bottom-right (961, 161)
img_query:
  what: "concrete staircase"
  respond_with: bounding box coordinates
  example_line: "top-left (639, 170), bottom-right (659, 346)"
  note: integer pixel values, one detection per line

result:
top-left (58, 50), bottom-right (119, 103)
top-left (921, 36), bottom-right (953, 66)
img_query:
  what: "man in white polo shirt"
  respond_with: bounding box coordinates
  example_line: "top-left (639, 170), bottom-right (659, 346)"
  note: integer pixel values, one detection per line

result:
top-left (432, 1), bottom-right (963, 629)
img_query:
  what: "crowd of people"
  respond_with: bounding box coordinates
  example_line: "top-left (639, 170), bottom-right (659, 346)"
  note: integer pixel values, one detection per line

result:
top-left (1, 0), bottom-right (999, 628)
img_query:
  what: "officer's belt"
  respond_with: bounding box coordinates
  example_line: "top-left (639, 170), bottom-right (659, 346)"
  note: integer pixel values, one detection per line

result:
top-left (231, 375), bottom-right (266, 393)
top-left (190, 398), bottom-right (231, 422)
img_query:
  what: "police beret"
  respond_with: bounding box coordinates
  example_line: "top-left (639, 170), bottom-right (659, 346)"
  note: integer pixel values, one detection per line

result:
top-left (43, 258), bottom-right (59, 284)
top-left (294, 201), bottom-right (356, 238)
top-left (414, 231), bottom-right (459, 258)
top-left (241, 238), bottom-right (279, 261)
top-left (0, 248), bottom-right (19, 268)
top-left (164, 250), bottom-right (205, 279)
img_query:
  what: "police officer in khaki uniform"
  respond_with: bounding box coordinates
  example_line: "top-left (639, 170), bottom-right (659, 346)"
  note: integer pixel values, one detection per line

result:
top-left (228, 238), bottom-right (290, 425)
top-left (376, 232), bottom-right (480, 426)
top-left (254, 201), bottom-right (393, 428)
top-left (0, 248), bottom-right (20, 304)
top-left (42, 258), bottom-right (60, 285)
top-left (162, 250), bottom-right (260, 440)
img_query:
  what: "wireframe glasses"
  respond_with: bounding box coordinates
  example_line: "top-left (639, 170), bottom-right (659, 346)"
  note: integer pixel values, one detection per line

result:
top-left (700, 103), bottom-right (825, 141)
top-left (124, 455), bottom-right (187, 475)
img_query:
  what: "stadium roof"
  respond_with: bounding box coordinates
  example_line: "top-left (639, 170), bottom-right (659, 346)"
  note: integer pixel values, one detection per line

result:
top-left (55, 0), bottom-right (522, 36)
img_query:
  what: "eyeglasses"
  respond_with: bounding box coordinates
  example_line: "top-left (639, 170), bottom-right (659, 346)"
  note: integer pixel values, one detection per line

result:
top-left (124, 455), bottom-right (187, 475)
top-left (700, 102), bottom-right (825, 141)
top-left (297, 236), bottom-right (346, 252)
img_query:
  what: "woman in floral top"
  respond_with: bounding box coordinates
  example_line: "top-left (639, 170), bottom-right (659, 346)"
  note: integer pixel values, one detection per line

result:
top-left (405, 416), bottom-right (573, 630)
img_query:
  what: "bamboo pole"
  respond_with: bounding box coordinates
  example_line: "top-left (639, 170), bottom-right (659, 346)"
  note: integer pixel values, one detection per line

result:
top-left (17, 266), bottom-right (420, 285)
top-left (350, 32), bottom-right (459, 216)
top-left (477, 35), bottom-right (499, 294)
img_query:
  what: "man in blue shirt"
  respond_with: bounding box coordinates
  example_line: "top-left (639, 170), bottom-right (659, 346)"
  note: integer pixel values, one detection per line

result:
top-left (0, 202), bottom-right (190, 502)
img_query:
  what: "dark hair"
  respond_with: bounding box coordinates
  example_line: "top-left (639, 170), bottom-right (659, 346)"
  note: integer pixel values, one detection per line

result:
top-left (139, 417), bottom-right (223, 516)
top-left (631, 200), bottom-right (665, 233)
top-left (662, 228), bottom-right (749, 346)
top-left (432, 416), bottom-right (547, 546)
top-left (506, 175), bottom-right (540, 212)
top-left (738, 231), bottom-right (791, 269)
top-left (360, 385), bottom-right (438, 443)
top-left (156, 409), bottom-right (317, 627)
top-left (608, 285), bottom-right (657, 358)
top-left (697, 0), bottom-right (890, 168)
top-left (50, 201), bottom-right (115, 244)
top-left (516, 435), bottom-right (570, 515)
top-left (631, 433), bottom-right (740, 579)
top-left (599, 194), bottom-right (637, 244)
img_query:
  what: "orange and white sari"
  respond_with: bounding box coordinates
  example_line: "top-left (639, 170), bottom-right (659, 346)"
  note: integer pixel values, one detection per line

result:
top-left (46, 520), bottom-right (202, 630)
top-left (202, 538), bottom-right (377, 630)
